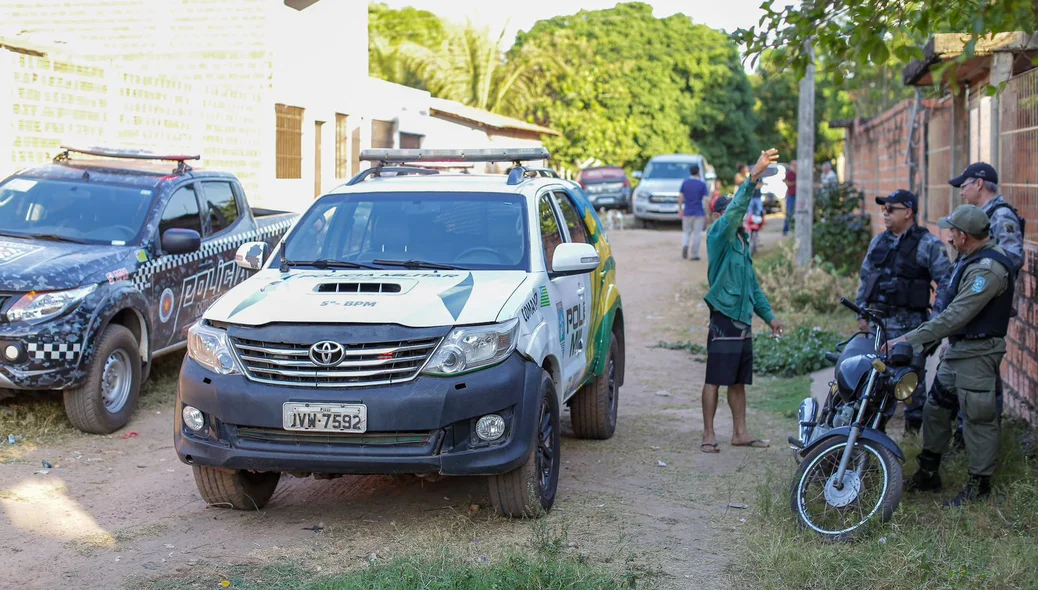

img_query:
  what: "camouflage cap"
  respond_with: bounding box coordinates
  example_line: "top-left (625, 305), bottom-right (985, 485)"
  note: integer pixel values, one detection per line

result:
top-left (938, 204), bottom-right (991, 239)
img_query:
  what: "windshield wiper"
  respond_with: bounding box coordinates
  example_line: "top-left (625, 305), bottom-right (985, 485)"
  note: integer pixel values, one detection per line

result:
top-left (31, 233), bottom-right (92, 245)
top-left (0, 230), bottom-right (91, 244)
top-left (373, 259), bottom-right (459, 270)
top-left (283, 258), bottom-right (379, 270)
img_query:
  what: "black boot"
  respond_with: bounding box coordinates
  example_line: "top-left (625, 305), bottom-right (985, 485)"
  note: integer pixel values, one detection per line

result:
top-left (682, 246), bottom-right (688, 259)
top-left (904, 450), bottom-right (942, 492)
top-left (943, 475), bottom-right (992, 507)
top-left (904, 418), bottom-right (922, 436)
top-left (951, 428), bottom-right (965, 452)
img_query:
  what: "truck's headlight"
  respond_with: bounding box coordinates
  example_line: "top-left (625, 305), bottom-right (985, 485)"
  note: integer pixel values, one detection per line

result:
top-left (187, 322), bottom-right (242, 375)
top-left (423, 319), bottom-right (519, 376)
top-left (6, 285), bottom-right (97, 323)
top-left (635, 190), bottom-right (650, 200)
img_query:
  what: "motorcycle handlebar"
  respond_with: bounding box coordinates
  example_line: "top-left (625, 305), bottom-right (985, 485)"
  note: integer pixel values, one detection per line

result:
top-left (839, 297), bottom-right (863, 317)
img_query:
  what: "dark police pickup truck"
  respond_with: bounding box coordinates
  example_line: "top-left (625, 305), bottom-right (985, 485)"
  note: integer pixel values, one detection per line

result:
top-left (0, 146), bottom-right (296, 433)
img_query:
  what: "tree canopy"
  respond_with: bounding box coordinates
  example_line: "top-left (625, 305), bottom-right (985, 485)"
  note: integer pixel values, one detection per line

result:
top-left (734, 0), bottom-right (1038, 86)
top-left (512, 2), bottom-right (760, 181)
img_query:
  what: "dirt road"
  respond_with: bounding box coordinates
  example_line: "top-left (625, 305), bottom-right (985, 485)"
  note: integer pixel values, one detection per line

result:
top-left (0, 222), bottom-right (791, 589)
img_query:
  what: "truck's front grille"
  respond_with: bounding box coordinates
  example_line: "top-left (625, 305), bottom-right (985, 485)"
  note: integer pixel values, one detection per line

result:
top-left (649, 194), bottom-right (679, 204)
top-left (234, 427), bottom-right (433, 447)
top-left (230, 335), bottom-right (441, 388)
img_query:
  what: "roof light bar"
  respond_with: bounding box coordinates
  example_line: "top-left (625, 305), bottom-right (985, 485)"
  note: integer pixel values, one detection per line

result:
top-left (360, 148), bottom-right (550, 165)
top-left (56, 145), bottom-right (201, 162)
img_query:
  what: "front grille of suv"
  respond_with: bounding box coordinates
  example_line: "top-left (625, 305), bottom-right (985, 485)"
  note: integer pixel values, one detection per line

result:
top-left (231, 335), bottom-right (441, 388)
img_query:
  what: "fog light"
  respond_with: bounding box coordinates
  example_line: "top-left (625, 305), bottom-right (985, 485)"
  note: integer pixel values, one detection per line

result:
top-left (4, 345), bottom-right (19, 361)
top-left (475, 414), bottom-right (505, 441)
top-left (182, 406), bottom-right (205, 432)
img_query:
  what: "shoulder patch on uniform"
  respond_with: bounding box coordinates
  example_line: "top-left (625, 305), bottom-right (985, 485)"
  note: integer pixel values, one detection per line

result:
top-left (1005, 221), bottom-right (1017, 234)
top-left (980, 258), bottom-right (992, 266)
top-left (972, 275), bottom-right (987, 293)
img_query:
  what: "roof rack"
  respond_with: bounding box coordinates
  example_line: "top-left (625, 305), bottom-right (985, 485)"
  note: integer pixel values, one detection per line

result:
top-left (344, 166), bottom-right (439, 186)
top-left (54, 145), bottom-right (201, 174)
top-left (360, 148), bottom-right (550, 167)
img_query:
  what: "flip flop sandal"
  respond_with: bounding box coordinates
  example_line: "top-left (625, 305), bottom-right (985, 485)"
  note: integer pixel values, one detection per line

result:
top-left (732, 439), bottom-right (770, 448)
top-left (700, 443), bottom-right (721, 453)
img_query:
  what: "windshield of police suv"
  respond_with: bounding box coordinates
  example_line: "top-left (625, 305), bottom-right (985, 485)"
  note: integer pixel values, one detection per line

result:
top-left (643, 161), bottom-right (697, 180)
top-left (0, 177), bottom-right (153, 245)
top-left (284, 192), bottom-right (530, 271)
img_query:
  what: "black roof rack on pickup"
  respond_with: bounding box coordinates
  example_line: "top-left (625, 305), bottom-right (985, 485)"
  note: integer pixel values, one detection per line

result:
top-left (54, 145), bottom-right (201, 174)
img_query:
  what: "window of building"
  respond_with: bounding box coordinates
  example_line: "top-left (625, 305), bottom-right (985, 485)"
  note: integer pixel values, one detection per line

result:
top-left (399, 132), bottom-right (422, 149)
top-left (200, 181), bottom-right (241, 236)
top-left (371, 119), bottom-right (395, 149)
top-left (335, 113), bottom-right (350, 179)
top-left (276, 104), bottom-right (304, 179)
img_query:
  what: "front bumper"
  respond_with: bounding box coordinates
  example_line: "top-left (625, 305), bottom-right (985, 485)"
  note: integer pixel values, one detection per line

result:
top-left (589, 193), bottom-right (629, 209)
top-left (174, 352), bottom-right (544, 476)
top-left (0, 321), bottom-right (88, 390)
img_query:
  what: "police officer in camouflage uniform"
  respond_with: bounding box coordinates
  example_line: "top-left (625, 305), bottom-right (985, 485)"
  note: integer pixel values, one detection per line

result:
top-left (892, 205), bottom-right (1015, 506)
top-left (941, 163), bottom-right (1025, 444)
top-left (856, 189), bottom-right (951, 434)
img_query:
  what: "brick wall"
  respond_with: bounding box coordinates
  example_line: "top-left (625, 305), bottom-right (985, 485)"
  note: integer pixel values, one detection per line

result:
top-left (845, 85), bottom-right (1038, 428)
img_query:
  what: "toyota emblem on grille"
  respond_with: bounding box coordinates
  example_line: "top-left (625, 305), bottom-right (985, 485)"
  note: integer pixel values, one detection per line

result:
top-left (309, 341), bottom-right (345, 367)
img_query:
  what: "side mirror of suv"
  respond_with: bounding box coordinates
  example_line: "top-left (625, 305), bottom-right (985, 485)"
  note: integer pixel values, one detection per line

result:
top-left (632, 170), bottom-right (643, 180)
top-left (161, 228), bottom-right (201, 256)
top-left (552, 243), bottom-right (600, 276)
top-left (235, 241), bottom-right (270, 271)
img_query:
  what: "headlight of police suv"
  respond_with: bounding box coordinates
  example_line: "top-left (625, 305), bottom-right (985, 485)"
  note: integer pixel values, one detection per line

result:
top-left (423, 319), bottom-right (520, 376)
top-left (187, 322), bottom-right (242, 375)
top-left (6, 284), bottom-right (98, 323)
top-left (635, 190), bottom-right (650, 200)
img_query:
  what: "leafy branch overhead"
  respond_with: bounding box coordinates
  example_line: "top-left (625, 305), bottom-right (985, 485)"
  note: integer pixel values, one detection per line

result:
top-left (733, 0), bottom-right (1038, 83)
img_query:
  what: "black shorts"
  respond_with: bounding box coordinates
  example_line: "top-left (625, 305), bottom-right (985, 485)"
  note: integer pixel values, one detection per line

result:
top-left (705, 310), bottom-right (753, 386)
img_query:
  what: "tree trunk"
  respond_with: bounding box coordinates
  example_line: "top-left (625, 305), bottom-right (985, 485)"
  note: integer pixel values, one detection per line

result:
top-left (795, 43), bottom-right (816, 268)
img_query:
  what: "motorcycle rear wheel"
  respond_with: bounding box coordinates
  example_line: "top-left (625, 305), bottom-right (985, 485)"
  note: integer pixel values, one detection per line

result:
top-left (790, 436), bottom-right (902, 542)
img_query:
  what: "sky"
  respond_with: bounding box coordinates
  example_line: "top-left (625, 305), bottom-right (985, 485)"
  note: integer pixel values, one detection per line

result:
top-left (378, 0), bottom-right (801, 48)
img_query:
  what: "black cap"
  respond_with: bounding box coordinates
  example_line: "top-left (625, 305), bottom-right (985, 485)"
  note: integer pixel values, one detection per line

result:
top-left (876, 189), bottom-right (918, 212)
top-left (711, 195), bottom-right (731, 213)
top-left (949, 162), bottom-right (998, 187)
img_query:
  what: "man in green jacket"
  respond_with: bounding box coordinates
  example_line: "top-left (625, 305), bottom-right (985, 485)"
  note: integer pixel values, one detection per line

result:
top-left (700, 148), bottom-right (785, 453)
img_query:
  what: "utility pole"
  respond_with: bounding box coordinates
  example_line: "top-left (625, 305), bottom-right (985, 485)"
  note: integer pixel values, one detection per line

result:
top-left (795, 42), bottom-right (816, 268)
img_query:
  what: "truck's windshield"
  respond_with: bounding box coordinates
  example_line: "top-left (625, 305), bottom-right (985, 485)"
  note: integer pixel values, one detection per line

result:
top-left (284, 192), bottom-right (529, 271)
top-left (643, 161), bottom-right (696, 180)
top-left (0, 177), bottom-right (153, 245)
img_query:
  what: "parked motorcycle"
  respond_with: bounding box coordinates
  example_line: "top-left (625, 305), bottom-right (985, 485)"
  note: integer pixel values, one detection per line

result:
top-left (788, 297), bottom-right (925, 541)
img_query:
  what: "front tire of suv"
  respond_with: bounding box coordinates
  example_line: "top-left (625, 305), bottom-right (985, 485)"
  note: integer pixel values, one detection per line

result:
top-left (64, 324), bottom-right (141, 434)
top-left (192, 465), bottom-right (281, 510)
top-left (570, 335), bottom-right (619, 440)
top-left (488, 371), bottom-right (560, 518)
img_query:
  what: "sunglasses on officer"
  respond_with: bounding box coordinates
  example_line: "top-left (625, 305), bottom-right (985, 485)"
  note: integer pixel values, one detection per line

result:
top-left (882, 205), bottom-right (910, 214)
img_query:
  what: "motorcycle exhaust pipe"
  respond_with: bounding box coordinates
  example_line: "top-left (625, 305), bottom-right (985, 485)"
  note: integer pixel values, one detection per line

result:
top-left (797, 397), bottom-right (819, 446)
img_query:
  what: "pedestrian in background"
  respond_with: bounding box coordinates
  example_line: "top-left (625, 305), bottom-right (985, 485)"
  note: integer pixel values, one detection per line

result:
top-left (821, 161), bottom-right (838, 187)
top-left (700, 148), bottom-right (785, 453)
top-left (679, 164), bottom-right (709, 261)
top-left (783, 160), bottom-right (797, 236)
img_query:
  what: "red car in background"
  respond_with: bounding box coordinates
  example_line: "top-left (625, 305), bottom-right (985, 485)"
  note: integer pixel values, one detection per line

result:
top-left (577, 166), bottom-right (632, 211)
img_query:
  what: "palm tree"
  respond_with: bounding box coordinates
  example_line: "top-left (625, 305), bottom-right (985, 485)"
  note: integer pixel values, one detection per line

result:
top-left (396, 22), bottom-right (558, 117)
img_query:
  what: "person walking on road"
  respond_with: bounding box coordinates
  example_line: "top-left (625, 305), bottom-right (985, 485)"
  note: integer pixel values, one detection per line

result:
top-left (890, 204), bottom-right (1015, 506)
top-left (856, 189), bottom-right (951, 434)
top-left (700, 148), bottom-right (785, 453)
top-left (679, 164), bottom-right (709, 261)
top-left (783, 160), bottom-right (797, 236)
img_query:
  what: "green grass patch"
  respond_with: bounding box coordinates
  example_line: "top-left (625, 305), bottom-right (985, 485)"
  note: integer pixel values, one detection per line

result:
top-left (747, 376), bottom-right (812, 418)
top-left (145, 548), bottom-right (637, 590)
top-left (734, 379), bottom-right (1038, 590)
top-left (753, 327), bottom-right (842, 378)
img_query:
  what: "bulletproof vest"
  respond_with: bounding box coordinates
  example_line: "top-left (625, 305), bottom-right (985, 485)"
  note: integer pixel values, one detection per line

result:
top-left (947, 248), bottom-right (1016, 340)
top-left (988, 201), bottom-right (1027, 238)
top-left (865, 225), bottom-right (933, 311)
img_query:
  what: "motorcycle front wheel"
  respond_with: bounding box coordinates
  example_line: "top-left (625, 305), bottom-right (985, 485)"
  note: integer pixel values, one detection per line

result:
top-left (789, 436), bottom-right (902, 542)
